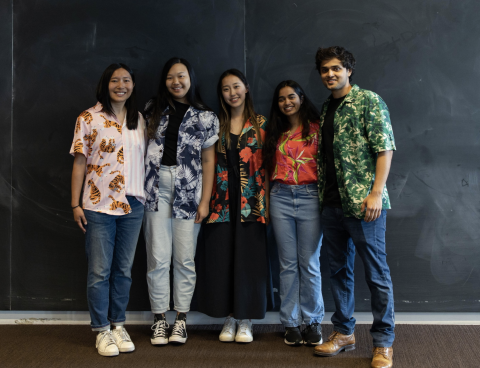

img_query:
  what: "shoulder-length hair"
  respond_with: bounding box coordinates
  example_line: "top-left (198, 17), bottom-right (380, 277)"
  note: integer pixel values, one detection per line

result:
top-left (264, 80), bottom-right (320, 175)
top-left (146, 57), bottom-right (212, 139)
top-left (96, 63), bottom-right (139, 130)
top-left (216, 68), bottom-right (262, 151)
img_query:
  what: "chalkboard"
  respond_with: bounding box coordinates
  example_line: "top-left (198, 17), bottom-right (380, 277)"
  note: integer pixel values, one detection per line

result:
top-left (1, 0), bottom-right (479, 313)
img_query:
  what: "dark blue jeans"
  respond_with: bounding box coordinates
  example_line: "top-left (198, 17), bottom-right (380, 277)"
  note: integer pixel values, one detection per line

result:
top-left (84, 196), bottom-right (144, 331)
top-left (321, 206), bottom-right (395, 347)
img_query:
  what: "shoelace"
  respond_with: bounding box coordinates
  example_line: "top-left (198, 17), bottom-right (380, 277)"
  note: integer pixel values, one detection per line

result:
top-left (237, 321), bottom-right (250, 334)
top-left (151, 320), bottom-right (169, 337)
top-left (97, 330), bottom-right (116, 348)
top-left (373, 347), bottom-right (390, 359)
top-left (113, 327), bottom-right (131, 342)
top-left (171, 320), bottom-right (186, 336)
top-left (327, 331), bottom-right (340, 342)
top-left (222, 318), bottom-right (236, 334)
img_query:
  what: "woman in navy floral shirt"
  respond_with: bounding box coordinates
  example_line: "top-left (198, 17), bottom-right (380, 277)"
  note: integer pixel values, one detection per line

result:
top-left (196, 69), bottom-right (272, 344)
top-left (143, 57), bottom-right (219, 345)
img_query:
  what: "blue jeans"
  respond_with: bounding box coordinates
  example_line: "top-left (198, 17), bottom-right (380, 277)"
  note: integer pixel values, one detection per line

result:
top-left (84, 196), bottom-right (144, 331)
top-left (321, 206), bottom-right (395, 347)
top-left (269, 182), bottom-right (324, 327)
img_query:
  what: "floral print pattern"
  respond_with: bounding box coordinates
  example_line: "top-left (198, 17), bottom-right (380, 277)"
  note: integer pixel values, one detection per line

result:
top-left (206, 115), bottom-right (268, 224)
top-left (144, 104), bottom-right (219, 219)
top-left (271, 122), bottom-right (320, 185)
top-left (316, 84), bottom-right (396, 219)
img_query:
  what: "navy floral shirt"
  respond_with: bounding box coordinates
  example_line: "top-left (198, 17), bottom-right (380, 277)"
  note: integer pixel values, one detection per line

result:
top-left (144, 104), bottom-right (219, 219)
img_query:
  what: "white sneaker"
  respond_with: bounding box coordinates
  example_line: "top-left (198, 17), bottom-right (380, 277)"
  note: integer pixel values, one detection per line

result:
top-left (111, 326), bottom-right (135, 353)
top-left (96, 330), bottom-right (119, 357)
top-left (235, 320), bottom-right (253, 343)
top-left (219, 316), bottom-right (237, 342)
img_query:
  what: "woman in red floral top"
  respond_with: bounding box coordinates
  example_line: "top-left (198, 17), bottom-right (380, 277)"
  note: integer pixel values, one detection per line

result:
top-left (264, 80), bottom-right (324, 346)
top-left (196, 69), bottom-right (273, 344)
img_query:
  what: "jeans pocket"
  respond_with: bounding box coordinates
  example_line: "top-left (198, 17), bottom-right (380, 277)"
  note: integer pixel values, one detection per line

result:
top-left (305, 185), bottom-right (319, 197)
top-left (271, 184), bottom-right (280, 195)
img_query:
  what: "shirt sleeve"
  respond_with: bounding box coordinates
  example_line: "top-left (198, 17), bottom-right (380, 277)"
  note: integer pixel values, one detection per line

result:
top-left (365, 93), bottom-right (396, 153)
top-left (202, 112), bottom-right (220, 149)
top-left (69, 111), bottom-right (91, 157)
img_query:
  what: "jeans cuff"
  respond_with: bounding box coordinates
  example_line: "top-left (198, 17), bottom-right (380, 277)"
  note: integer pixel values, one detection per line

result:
top-left (282, 321), bottom-right (302, 328)
top-left (111, 321), bottom-right (125, 327)
top-left (373, 342), bottom-right (394, 348)
top-left (108, 317), bottom-right (126, 324)
top-left (92, 324), bottom-right (110, 332)
top-left (334, 327), bottom-right (355, 336)
top-left (174, 307), bottom-right (190, 314)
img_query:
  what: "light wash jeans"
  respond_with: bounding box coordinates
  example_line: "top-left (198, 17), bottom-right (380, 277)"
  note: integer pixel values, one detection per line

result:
top-left (84, 196), bottom-right (144, 331)
top-left (144, 165), bottom-right (201, 314)
top-left (269, 182), bottom-right (324, 327)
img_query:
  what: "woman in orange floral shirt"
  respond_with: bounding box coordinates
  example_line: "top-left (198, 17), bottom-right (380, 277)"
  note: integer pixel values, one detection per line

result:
top-left (196, 69), bottom-right (273, 344)
top-left (264, 80), bottom-right (324, 347)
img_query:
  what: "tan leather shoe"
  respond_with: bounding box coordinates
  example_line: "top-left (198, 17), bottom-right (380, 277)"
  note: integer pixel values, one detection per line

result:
top-left (371, 347), bottom-right (393, 368)
top-left (313, 331), bottom-right (355, 356)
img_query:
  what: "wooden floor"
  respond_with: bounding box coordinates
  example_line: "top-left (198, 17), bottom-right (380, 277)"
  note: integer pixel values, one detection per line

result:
top-left (1, 324), bottom-right (479, 367)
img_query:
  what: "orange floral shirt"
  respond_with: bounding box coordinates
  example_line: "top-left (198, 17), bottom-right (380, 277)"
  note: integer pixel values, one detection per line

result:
top-left (271, 122), bottom-right (319, 185)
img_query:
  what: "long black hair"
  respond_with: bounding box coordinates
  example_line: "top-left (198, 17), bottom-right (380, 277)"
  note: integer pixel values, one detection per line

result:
top-left (264, 80), bottom-right (320, 175)
top-left (216, 68), bottom-right (261, 150)
top-left (96, 63), bottom-right (139, 130)
top-left (147, 57), bottom-right (211, 139)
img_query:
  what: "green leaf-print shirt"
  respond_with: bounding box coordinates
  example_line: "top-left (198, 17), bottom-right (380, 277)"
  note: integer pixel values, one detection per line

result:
top-left (317, 85), bottom-right (396, 219)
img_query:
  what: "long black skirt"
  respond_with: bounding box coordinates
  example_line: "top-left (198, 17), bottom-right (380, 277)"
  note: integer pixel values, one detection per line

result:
top-left (196, 171), bottom-right (273, 320)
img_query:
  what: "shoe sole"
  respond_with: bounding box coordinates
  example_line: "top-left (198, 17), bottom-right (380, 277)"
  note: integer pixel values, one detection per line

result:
top-left (304, 338), bottom-right (323, 346)
top-left (151, 338), bottom-right (168, 345)
top-left (219, 337), bottom-right (235, 342)
top-left (169, 337), bottom-right (187, 344)
top-left (235, 337), bottom-right (253, 343)
top-left (98, 350), bottom-right (119, 357)
top-left (314, 344), bottom-right (356, 357)
top-left (284, 338), bottom-right (304, 346)
top-left (118, 346), bottom-right (135, 353)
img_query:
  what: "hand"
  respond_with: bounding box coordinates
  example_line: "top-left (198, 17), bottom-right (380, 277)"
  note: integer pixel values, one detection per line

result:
top-left (195, 201), bottom-right (209, 224)
top-left (360, 192), bottom-right (382, 222)
top-left (73, 207), bottom-right (87, 233)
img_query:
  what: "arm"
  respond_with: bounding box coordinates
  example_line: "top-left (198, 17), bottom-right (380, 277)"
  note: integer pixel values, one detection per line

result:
top-left (195, 145), bottom-right (215, 224)
top-left (360, 150), bottom-right (393, 222)
top-left (71, 153), bottom-right (87, 232)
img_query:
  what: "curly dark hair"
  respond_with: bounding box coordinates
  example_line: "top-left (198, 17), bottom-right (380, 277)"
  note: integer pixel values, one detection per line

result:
top-left (315, 46), bottom-right (356, 81)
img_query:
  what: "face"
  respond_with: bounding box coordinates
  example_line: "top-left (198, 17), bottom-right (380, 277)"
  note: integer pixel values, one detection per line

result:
top-left (277, 86), bottom-right (303, 117)
top-left (108, 68), bottom-right (134, 104)
top-left (166, 63), bottom-right (191, 103)
top-left (319, 57), bottom-right (352, 94)
top-left (221, 75), bottom-right (248, 109)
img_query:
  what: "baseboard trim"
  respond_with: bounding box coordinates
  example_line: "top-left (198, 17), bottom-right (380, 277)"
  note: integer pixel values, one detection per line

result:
top-left (1, 311), bottom-right (479, 325)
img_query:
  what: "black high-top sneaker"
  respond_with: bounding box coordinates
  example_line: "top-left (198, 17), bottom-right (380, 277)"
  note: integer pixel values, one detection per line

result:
top-left (151, 314), bottom-right (169, 345)
top-left (169, 313), bottom-right (187, 344)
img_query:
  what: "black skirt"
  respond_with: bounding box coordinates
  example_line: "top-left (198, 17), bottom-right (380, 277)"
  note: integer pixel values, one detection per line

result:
top-left (196, 169), bottom-right (273, 320)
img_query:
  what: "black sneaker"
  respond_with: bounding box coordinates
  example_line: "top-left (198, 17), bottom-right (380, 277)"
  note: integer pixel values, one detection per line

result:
top-left (303, 322), bottom-right (323, 346)
top-left (151, 314), bottom-right (169, 345)
top-left (284, 326), bottom-right (303, 346)
top-left (169, 313), bottom-right (187, 344)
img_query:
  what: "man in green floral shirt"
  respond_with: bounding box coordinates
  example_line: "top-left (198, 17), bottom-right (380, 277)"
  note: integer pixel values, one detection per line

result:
top-left (313, 46), bottom-right (396, 368)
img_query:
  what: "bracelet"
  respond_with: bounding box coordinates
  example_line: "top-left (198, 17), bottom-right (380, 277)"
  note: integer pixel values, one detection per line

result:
top-left (72, 205), bottom-right (80, 209)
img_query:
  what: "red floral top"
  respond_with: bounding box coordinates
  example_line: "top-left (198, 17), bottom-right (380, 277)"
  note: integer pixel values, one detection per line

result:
top-left (206, 115), bottom-right (268, 224)
top-left (271, 122), bottom-right (319, 185)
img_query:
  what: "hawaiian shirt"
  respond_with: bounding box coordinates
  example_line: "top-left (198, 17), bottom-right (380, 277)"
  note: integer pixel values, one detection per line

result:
top-left (206, 115), bottom-right (268, 224)
top-left (317, 84), bottom-right (396, 219)
top-left (271, 122), bottom-right (319, 185)
top-left (144, 105), bottom-right (219, 219)
top-left (69, 102), bottom-right (146, 216)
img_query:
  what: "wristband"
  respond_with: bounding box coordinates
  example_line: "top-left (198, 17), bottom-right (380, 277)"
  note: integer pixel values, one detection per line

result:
top-left (72, 205), bottom-right (80, 209)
